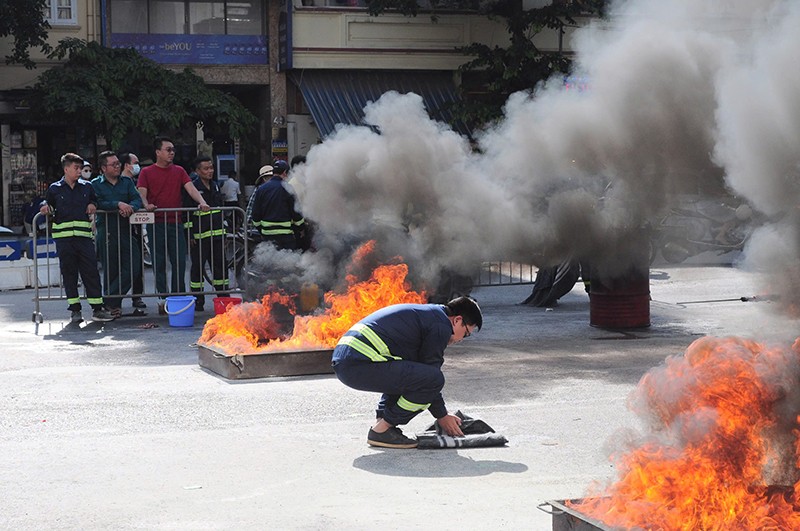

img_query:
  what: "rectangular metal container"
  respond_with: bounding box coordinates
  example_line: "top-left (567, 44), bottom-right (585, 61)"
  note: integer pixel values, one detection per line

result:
top-left (197, 343), bottom-right (334, 379)
top-left (542, 499), bottom-right (616, 531)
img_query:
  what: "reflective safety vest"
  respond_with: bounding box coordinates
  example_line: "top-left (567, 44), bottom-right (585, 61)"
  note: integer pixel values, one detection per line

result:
top-left (52, 219), bottom-right (93, 239)
top-left (336, 323), bottom-right (403, 363)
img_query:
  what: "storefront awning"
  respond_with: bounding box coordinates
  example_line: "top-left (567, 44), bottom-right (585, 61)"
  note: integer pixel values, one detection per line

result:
top-left (289, 70), bottom-right (470, 138)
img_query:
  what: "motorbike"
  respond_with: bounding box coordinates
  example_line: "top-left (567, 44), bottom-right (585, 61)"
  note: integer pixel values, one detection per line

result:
top-left (223, 226), bottom-right (261, 290)
top-left (652, 197), bottom-right (754, 264)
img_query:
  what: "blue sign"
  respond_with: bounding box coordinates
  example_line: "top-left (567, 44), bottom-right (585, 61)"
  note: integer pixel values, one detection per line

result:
top-left (0, 241), bottom-right (22, 261)
top-left (26, 238), bottom-right (58, 259)
top-left (111, 34), bottom-right (268, 65)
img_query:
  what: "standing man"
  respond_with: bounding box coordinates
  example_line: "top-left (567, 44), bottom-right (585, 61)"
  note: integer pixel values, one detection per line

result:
top-left (40, 153), bottom-right (113, 323)
top-left (250, 160), bottom-right (307, 250)
top-left (91, 150), bottom-right (143, 319)
top-left (332, 296), bottom-right (482, 449)
top-left (185, 156), bottom-right (228, 312)
top-left (119, 152), bottom-right (147, 311)
top-left (137, 137), bottom-right (209, 313)
top-left (220, 169), bottom-right (242, 230)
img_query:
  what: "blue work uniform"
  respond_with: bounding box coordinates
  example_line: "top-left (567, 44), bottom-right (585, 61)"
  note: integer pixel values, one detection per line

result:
top-left (184, 177), bottom-right (228, 308)
top-left (332, 304), bottom-right (454, 426)
top-left (250, 176), bottom-right (306, 250)
top-left (44, 177), bottom-right (105, 311)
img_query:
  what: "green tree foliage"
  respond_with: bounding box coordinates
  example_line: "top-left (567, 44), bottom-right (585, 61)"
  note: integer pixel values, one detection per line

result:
top-left (0, 0), bottom-right (52, 69)
top-left (366, 0), bottom-right (605, 130)
top-left (30, 40), bottom-right (257, 149)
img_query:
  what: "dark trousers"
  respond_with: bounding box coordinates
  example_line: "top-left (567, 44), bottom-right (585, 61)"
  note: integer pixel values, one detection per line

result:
top-left (150, 222), bottom-right (187, 296)
top-left (333, 358), bottom-right (444, 426)
top-left (55, 236), bottom-right (105, 311)
top-left (132, 226), bottom-right (145, 299)
top-left (189, 236), bottom-right (227, 307)
top-left (97, 226), bottom-right (141, 310)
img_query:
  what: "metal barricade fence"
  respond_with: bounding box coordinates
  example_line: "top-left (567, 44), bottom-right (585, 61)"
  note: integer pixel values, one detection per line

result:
top-left (31, 206), bottom-right (247, 322)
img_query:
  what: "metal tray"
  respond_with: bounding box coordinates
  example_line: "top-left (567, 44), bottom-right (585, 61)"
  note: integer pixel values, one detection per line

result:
top-left (197, 343), bottom-right (334, 379)
top-left (539, 499), bottom-right (617, 531)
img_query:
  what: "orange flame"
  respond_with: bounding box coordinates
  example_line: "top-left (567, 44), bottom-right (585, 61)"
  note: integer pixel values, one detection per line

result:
top-left (199, 241), bottom-right (427, 353)
top-left (570, 336), bottom-right (800, 530)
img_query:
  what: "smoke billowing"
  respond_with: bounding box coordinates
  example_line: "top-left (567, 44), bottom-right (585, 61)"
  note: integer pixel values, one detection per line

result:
top-left (269, 0), bottom-right (800, 306)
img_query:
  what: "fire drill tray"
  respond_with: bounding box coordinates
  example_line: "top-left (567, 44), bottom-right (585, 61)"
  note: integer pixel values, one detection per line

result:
top-left (539, 499), bottom-right (615, 531)
top-left (197, 344), bottom-right (334, 379)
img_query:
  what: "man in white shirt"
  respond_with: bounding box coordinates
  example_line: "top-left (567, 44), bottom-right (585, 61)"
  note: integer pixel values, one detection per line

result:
top-left (220, 170), bottom-right (242, 230)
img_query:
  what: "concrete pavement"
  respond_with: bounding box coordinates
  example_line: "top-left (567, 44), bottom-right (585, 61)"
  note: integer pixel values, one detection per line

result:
top-left (1, 263), bottom-right (797, 530)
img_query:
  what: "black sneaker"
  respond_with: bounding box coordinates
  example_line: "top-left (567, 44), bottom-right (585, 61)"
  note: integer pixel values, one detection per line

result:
top-left (132, 298), bottom-right (147, 309)
top-left (70, 310), bottom-right (83, 324)
top-left (92, 309), bottom-right (115, 322)
top-left (367, 427), bottom-right (418, 449)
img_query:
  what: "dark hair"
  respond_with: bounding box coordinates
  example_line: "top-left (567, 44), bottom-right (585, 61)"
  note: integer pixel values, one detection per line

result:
top-left (119, 152), bottom-right (136, 167)
top-left (60, 152), bottom-right (84, 168)
top-left (290, 155), bottom-right (306, 168)
top-left (445, 296), bottom-right (483, 331)
top-left (193, 156), bottom-right (212, 170)
top-left (153, 136), bottom-right (173, 152)
top-left (98, 150), bottom-right (117, 169)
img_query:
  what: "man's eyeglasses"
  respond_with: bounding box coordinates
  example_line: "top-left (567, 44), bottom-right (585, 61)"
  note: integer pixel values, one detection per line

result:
top-left (462, 321), bottom-right (471, 338)
top-left (105, 162), bottom-right (121, 168)
top-left (161, 147), bottom-right (175, 153)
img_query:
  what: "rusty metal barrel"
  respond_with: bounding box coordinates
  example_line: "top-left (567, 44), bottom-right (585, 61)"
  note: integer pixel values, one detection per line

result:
top-left (588, 228), bottom-right (651, 329)
top-left (589, 268), bottom-right (650, 329)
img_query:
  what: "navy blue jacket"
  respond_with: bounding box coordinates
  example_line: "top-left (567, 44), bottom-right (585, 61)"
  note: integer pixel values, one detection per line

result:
top-left (334, 304), bottom-right (453, 366)
top-left (44, 177), bottom-right (97, 239)
top-left (250, 176), bottom-right (305, 238)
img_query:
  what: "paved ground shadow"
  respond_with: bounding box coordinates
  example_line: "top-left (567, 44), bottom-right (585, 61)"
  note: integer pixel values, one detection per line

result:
top-left (353, 450), bottom-right (528, 478)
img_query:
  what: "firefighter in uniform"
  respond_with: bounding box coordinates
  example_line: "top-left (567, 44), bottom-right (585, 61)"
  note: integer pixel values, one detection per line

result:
top-left (332, 296), bottom-right (483, 449)
top-left (184, 156), bottom-right (228, 312)
top-left (40, 153), bottom-right (114, 323)
top-left (250, 160), bottom-right (308, 250)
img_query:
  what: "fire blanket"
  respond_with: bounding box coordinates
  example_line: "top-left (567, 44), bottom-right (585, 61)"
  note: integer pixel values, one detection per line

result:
top-left (416, 410), bottom-right (508, 449)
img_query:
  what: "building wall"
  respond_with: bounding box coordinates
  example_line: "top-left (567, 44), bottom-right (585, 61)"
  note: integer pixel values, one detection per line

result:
top-left (0, 0), bottom-right (100, 92)
top-left (290, 8), bottom-right (586, 70)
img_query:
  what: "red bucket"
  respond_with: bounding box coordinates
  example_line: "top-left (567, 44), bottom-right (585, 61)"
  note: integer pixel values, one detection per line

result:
top-left (213, 296), bottom-right (242, 315)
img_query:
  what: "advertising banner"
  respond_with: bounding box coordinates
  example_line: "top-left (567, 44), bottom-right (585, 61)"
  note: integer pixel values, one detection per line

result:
top-left (112, 34), bottom-right (268, 65)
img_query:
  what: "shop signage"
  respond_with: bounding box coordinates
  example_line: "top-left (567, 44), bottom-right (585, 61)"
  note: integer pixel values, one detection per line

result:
top-left (112, 34), bottom-right (268, 65)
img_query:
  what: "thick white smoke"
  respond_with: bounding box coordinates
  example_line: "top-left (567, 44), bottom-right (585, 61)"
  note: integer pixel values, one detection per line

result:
top-left (283, 0), bottom-right (800, 304)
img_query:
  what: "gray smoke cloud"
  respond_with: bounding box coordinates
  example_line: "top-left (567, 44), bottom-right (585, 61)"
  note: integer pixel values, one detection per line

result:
top-left (276, 0), bottom-right (800, 304)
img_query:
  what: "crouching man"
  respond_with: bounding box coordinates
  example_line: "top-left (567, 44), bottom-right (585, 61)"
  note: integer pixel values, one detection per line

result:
top-left (332, 296), bottom-right (482, 449)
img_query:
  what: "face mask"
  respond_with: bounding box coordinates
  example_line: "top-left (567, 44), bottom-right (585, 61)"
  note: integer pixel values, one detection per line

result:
top-left (131, 164), bottom-right (141, 176)
top-left (81, 169), bottom-right (92, 178)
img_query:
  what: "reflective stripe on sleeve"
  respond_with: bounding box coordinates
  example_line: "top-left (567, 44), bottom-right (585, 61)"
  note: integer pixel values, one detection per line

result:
top-left (397, 396), bottom-right (431, 412)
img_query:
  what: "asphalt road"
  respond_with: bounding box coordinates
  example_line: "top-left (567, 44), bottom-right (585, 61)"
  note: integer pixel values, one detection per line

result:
top-left (1, 263), bottom-right (797, 530)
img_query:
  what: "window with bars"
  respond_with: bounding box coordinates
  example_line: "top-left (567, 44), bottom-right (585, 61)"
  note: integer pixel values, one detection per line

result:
top-left (44, 0), bottom-right (78, 25)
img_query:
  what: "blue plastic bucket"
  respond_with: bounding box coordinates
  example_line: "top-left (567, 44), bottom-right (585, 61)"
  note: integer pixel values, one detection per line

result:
top-left (164, 296), bottom-right (196, 327)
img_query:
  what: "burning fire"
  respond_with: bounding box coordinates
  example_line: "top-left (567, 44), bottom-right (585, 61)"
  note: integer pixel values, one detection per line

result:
top-left (571, 336), bottom-right (800, 530)
top-left (199, 241), bottom-right (427, 353)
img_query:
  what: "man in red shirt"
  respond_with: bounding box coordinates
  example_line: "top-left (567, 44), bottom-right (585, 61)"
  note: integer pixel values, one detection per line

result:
top-left (137, 137), bottom-right (209, 309)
